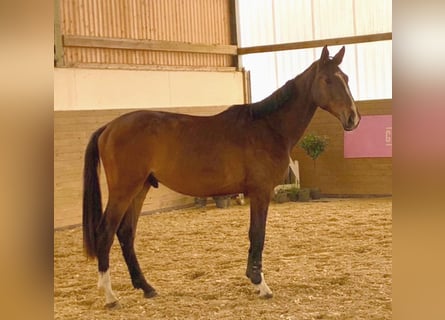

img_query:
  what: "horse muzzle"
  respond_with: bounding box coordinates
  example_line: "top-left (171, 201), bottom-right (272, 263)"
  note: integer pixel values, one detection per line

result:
top-left (342, 112), bottom-right (361, 131)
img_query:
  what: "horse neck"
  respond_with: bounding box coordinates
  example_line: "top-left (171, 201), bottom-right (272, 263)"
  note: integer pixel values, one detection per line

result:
top-left (265, 62), bottom-right (318, 149)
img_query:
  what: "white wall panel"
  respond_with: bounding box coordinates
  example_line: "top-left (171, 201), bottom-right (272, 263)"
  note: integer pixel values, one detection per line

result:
top-left (237, 0), bottom-right (392, 101)
top-left (54, 68), bottom-right (245, 110)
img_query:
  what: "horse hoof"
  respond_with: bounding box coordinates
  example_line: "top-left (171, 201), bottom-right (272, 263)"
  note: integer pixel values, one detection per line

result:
top-left (253, 272), bottom-right (273, 299)
top-left (144, 290), bottom-right (158, 299)
top-left (104, 301), bottom-right (121, 310)
top-left (259, 292), bottom-right (273, 299)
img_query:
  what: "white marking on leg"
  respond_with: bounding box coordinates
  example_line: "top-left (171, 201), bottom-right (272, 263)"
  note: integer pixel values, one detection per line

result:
top-left (98, 270), bottom-right (119, 306)
top-left (254, 272), bottom-right (273, 298)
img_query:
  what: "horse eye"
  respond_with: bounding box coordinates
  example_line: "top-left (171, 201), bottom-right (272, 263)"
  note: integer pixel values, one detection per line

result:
top-left (324, 77), bottom-right (332, 85)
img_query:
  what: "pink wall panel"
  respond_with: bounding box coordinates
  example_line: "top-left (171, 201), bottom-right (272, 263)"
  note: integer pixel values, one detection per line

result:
top-left (344, 115), bottom-right (392, 158)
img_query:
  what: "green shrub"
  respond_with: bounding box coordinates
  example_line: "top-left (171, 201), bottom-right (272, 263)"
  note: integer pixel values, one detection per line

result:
top-left (299, 133), bottom-right (328, 161)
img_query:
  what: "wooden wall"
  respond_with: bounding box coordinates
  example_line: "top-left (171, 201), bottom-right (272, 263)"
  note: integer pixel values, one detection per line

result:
top-left (291, 99), bottom-right (392, 196)
top-left (54, 106), bottom-right (229, 229)
top-left (56, 0), bottom-right (237, 68)
top-left (55, 100), bottom-right (392, 228)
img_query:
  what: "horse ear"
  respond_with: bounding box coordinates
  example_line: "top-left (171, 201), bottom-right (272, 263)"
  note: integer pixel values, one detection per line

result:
top-left (320, 45), bottom-right (329, 65)
top-left (333, 46), bottom-right (345, 65)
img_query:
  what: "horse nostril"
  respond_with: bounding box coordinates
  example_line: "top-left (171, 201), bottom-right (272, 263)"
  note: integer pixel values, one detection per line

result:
top-left (348, 114), bottom-right (355, 127)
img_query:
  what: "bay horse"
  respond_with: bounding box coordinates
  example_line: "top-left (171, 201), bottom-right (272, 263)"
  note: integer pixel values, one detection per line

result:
top-left (83, 45), bottom-right (360, 308)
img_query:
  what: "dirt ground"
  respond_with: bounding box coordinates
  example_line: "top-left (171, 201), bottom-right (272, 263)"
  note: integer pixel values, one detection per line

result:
top-left (54, 197), bottom-right (392, 319)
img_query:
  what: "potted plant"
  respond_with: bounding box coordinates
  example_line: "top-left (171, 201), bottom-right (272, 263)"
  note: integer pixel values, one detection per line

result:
top-left (299, 133), bottom-right (328, 199)
top-left (273, 189), bottom-right (290, 203)
top-left (287, 186), bottom-right (299, 202)
top-left (195, 197), bottom-right (207, 207)
top-left (273, 184), bottom-right (301, 203)
top-left (213, 195), bottom-right (231, 208)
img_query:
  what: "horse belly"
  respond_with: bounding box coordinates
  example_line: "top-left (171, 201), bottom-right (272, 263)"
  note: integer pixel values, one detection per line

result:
top-left (154, 153), bottom-right (245, 197)
top-left (164, 178), bottom-right (243, 198)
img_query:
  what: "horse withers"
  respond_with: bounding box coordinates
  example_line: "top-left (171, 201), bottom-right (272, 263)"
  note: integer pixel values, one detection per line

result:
top-left (82, 45), bottom-right (360, 308)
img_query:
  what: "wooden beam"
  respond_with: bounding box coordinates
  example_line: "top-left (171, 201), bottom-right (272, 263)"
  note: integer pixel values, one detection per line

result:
top-left (237, 32), bottom-right (392, 55)
top-left (63, 35), bottom-right (238, 56)
top-left (61, 62), bottom-right (237, 73)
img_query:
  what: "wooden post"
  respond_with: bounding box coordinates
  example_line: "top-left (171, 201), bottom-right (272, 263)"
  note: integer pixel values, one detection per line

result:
top-left (242, 69), bottom-right (251, 104)
top-left (229, 0), bottom-right (239, 69)
top-left (54, 0), bottom-right (64, 67)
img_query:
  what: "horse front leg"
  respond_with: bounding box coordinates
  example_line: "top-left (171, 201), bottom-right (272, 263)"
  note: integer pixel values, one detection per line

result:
top-left (246, 191), bottom-right (273, 298)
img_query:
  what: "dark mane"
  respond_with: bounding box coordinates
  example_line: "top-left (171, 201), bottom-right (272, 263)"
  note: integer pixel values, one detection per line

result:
top-left (249, 79), bottom-right (296, 119)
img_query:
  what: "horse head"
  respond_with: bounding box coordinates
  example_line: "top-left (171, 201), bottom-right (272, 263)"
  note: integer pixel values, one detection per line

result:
top-left (311, 45), bottom-right (361, 131)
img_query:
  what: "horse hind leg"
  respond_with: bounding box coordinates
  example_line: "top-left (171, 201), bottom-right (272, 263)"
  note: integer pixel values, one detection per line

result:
top-left (95, 180), bottom-right (148, 308)
top-left (95, 196), bottom-right (132, 309)
top-left (117, 180), bottom-right (157, 299)
top-left (97, 269), bottom-right (120, 309)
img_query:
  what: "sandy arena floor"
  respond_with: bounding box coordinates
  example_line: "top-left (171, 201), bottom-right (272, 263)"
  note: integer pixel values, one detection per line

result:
top-left (54, 197), bottom-right (392, 319)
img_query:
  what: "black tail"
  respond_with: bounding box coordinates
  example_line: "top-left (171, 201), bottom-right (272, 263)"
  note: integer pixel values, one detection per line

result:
top-left (82, 126), bottom-right (107, 258)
